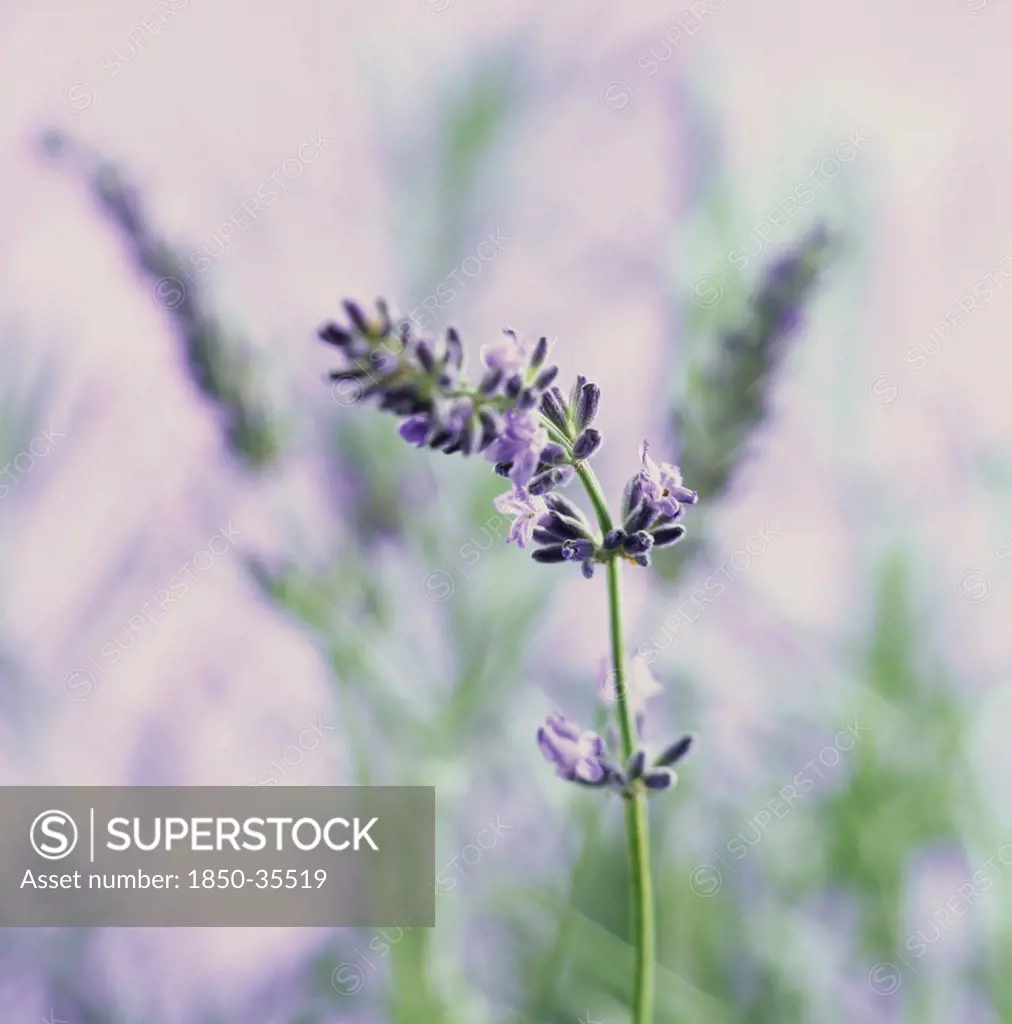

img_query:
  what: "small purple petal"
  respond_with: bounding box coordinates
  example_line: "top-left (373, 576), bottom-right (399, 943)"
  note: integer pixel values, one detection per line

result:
top-left (398, 416), bottom-right (431, 446)
top-left (546, 712), bottom-right (581, 740)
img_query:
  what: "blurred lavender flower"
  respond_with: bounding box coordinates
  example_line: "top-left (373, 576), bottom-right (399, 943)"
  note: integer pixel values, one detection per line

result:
top-left (537, 712), bottom-right (610, 785)
top-left (671, 224), bottom-right (836, 507)
top-left (44, 130), bottom-right (282, 467)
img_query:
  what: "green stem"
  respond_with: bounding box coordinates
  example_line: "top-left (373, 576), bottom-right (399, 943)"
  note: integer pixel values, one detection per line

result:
top-left (574, 463), bottom-right (655, 1024)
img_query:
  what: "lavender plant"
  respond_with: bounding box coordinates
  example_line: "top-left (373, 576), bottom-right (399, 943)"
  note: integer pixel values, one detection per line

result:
top-left (318, 302), bottom-right (698, 1023)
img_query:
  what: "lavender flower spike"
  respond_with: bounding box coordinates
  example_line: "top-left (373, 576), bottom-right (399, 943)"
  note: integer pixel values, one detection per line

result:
top-left (537, 711), bottom-right (608, 783)
top-left (494, 485), bottom-right (549, 548)
top-left (638, 439), bottom-right (698, 517)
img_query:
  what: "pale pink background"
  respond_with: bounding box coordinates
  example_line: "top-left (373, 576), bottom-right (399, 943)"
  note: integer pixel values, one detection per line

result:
top-left (1, 0), bottom-right (1011, 1018)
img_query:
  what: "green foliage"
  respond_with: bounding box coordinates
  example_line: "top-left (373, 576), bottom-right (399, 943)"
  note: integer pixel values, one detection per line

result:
top-left (815, 553), bottom-right (970, 959)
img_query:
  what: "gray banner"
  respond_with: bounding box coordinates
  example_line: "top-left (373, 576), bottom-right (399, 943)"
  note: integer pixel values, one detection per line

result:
top-left (0, 787), bottom-right (434, 927)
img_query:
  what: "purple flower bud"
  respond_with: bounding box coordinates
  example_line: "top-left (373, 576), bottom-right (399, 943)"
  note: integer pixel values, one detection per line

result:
top-left (537, 511), bottom-right (589, 542)
top-left (342, 300), bottom-right (370, 335)
top-left (633, 553), bottom-right (651, 567)
top-left (517, 388), bottom-right (540, 411)
top-left (568, 374), bottom-right (588, 411)
top-left (643, 769), bottom-right (675, 790)
top-left (328, 368), bottom-right (366, 383)
top-left (581, 560), bottom-right (596, 579)
top-left (527, 470), bottom-right (558, 496)
top-left (379, 385), bottom-right (423, 414)
top-left (428, 425), bottom-right (455, 448)
top-left (494, 461), bottom-right (513, 478)
top-left (538, 443), bottom-right (568, 466)
top-left (318, 322), bottom-right (353, 348)
top-left (622, 476), bottom-right (644, 519)
top-left (505, 374), bottom-right (524, 399)
top-left (572, 428), bottom-right (602, 461)
top-left (575, 382), bottom-right (601, 431)
top-left (477, 409), bottom-right (500, 452)
top-left (532, 527), bottom-right (558, 546)
top-left (562, 539), bottom-right (595, 561)
top-left (530, 336), bottom-right (549, 369)
top-left (543, 492), bottom-right (587, 523)
top-left (533, 365), bottom-right (559, 391)
top-left (444, 327), bottom-right (463, 368)
top-left (622, 531), bottom-right (654, 555)
top-left (655, 734), bottom-right (694, 767)
top-left (479, 368), bottom-right (504, 394)
top-left (651, 524), bottom-right (686, 548)
top-left (603, 529), bottom-right (625, 551)
top-left (624, 498), bottom-right (658, 534)
top-left (527, 465), bottom-right (575, 495)
top-left (532, 544), bottom-right (568, 564)
top-left (398, 415), bottom-right (431, 447)
top-left (458, 416), bottom-right (479, 456)
top-left (540, 388), bottom-right (569, 431)
top-left (627, 750), bottom-right (646, 781)
top-left (415, 341), bottom-right (437, 372)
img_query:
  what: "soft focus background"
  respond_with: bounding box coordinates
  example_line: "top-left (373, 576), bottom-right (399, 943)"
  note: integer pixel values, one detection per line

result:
top-left (2, 1), bottom-right (1012, 1021)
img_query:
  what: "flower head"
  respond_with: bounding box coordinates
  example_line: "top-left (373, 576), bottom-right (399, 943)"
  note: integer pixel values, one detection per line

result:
top-left (494, 485), bottom-right (549, 548)
top-left (537, 712), bottom-right (609, 784)
top-left (637, 439), bottom-right (698, 518)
